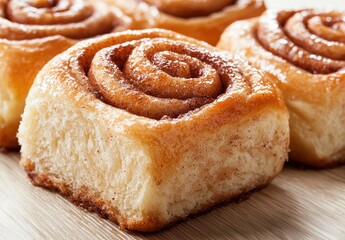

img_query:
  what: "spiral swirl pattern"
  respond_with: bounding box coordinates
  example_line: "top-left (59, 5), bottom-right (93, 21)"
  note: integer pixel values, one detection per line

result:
top-left (68, 30), bottom-right (259, 120)
top-left (142, 0), bottom-right (236, 18)
top-left (0, 0), bottom-right (120, 40)
top-left (257, 10), bottom-right (345, 74)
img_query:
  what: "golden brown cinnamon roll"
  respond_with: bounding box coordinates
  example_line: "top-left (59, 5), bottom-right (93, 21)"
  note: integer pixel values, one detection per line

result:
top-left (0, 0), bottom-right (130, 149)
top-left (18, 29), bottom-right (289, 232)
top-left (104, 0), bottom-right (265, 45)
top-left (218, 9), bottom-right (345, 167)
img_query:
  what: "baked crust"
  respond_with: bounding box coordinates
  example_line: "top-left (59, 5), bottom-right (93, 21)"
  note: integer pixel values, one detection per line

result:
top-left (0, 0), bottom-right (130, 149)
top-left (218, 10), bottom-right (345, 167)
top-left (104, 0), bottom-right (265, 45)
top-left (22, 158), bottom-right (276, 232)
top-left (0, 36), bottom-right (75, 149)
top-left (18, 29), bottom-right (289, 232)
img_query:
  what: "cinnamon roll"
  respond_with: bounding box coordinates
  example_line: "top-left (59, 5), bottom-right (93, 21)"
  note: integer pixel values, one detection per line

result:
top-left (218, 9), bottom-right (345, 167)
top-left (18, 29), bottom-right (289, 232)
top-left (104, 0), bottom-right (265, 45)
top-left (0, 0), bottom-right (130, 149)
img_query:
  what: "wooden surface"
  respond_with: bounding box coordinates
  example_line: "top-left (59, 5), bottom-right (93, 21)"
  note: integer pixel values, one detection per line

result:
top-left (1, 153), bottom-right (345, 239)
top-left (2, 1), bottom-right (345, 240)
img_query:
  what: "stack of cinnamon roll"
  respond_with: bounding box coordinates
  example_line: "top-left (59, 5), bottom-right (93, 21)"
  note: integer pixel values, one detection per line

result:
top-left (1, 0), bottom-right (343, 232)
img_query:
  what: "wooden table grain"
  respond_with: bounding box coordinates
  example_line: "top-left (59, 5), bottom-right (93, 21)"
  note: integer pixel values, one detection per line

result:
top-left (1, 153), bottom-right (345, 239)
top-left (2, 1), bottom-right (345, 239)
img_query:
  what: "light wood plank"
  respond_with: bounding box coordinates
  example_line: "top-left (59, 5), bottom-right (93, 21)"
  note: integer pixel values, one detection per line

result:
top-left (1, 153), bottom-right (345, 239)
top-left (2, 1), bottom-right (345, 239)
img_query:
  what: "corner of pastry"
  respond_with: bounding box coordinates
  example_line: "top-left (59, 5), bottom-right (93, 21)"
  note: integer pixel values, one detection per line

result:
top-left (105, 0), bottom-right (266, 45)
top-left (0, 0), bottom-right (130, 149)
top-left (218, 9), bottom-right (345, 168)
top-left (18, 29), bottom-right (289, 232)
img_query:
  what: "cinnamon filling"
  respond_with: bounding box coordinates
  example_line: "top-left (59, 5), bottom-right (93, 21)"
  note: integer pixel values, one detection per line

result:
top-left (87, 38), bottom-right (242, 120)
top-left (0, 0), bottom-right (120, 40)
top-left (7, 0), bottom-right (93, 25)
top-left (257, 10), bottom-right (345, 74)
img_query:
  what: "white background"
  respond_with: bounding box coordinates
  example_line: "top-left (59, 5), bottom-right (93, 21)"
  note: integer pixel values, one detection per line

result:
top-left (265, 0), bottom-right (345, 10)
